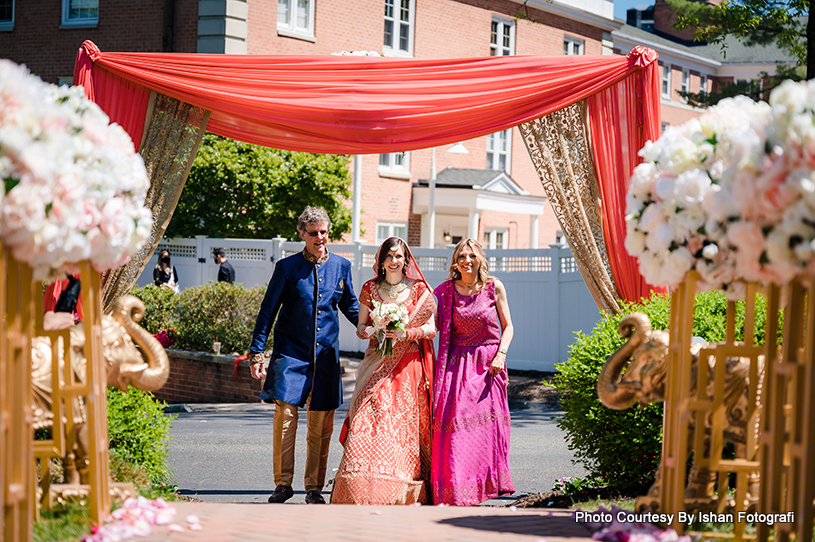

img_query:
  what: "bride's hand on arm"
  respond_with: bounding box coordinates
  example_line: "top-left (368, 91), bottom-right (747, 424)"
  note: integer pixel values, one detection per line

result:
top-left (356, 304), bottom-right (372, 339)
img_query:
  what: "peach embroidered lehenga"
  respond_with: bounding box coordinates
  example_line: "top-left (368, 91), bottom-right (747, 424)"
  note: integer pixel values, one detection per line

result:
top-left (330, 241), bottom-right (435, 505)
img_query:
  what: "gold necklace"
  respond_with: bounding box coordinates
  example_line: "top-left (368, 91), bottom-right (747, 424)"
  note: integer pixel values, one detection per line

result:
top-left (459, 278), bottom-right (479, 294)
top-left (382, 278), bottom-right (408, 298)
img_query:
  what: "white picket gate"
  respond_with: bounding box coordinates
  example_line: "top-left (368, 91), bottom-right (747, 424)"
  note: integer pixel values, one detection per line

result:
top-left (135, 237), bottom-right (602, 371)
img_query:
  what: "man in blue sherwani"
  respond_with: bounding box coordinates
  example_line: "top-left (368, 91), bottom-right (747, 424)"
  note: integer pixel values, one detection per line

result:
top-left (249, 206), bottom-right (359, 505)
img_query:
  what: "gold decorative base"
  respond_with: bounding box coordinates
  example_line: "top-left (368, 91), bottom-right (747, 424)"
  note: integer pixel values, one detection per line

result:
top-left (46, 482), bottom-right (137, 508)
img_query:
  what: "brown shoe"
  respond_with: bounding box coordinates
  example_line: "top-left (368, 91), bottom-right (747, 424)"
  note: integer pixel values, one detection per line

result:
top-left (268, 485), bottom-right (294, 503)
top-left (304, 490), bottom-right (326, 504)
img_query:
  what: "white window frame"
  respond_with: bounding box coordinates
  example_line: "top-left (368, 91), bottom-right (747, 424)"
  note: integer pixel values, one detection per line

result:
top-left (699, 74), bottom-right (708, 95)
top-left (490, 18), bottom-right (515, 56)
top-left (486, 129), bottom-right (512, 174)
top-left (277, 0), bottom-right (316, 41)
top-left (376, 222), bottom-right (407, 244)
top-left (680, 69), bottom-right (689, 102)
top-left (378, 151), bottom-right (411, 179)
top-left (61, 0), bottom-right (98, 28)
top-left (383, 0), bottom-right (415, 57)
top-left (661, 63), bottom-right (671, 98)
top-left (563, 36), bottom-right (584, 55)
top-left (0, 0), bottom-right (14, 31)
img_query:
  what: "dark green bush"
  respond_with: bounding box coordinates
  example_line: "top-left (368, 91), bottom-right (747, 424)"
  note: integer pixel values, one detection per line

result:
top-left (554, 290), bottom-right (768, 492)
top-left (107, 387), bottom-right (176, 487)
top-left (130, 282), bottom-right (266, 354)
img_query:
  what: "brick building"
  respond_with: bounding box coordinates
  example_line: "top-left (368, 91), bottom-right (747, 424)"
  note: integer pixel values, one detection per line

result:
top-left (1, 0), bottom-right (623, 248)
top-left (614, 0), bottom-right (796, 130)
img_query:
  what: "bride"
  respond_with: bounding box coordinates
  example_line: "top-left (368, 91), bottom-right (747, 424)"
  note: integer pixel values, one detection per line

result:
top-left (330, 237), bottom-right (436, 505)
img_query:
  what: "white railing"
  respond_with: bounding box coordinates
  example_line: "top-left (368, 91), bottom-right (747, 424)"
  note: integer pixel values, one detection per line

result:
top-left (135, 237), bottom-right (602, 371)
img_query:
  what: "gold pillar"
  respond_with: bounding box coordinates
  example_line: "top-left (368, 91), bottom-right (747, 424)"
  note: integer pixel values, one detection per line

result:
top-left (2, 244), bottom-right (35, 542)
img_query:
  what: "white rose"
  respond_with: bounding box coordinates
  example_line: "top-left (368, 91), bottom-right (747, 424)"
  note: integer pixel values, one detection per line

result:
top-left (637, 204), bottom-right (664, 233)
top-left (701, 243), bottom-right (719, 260)
top-left (645, 223), bottom-right (674, 254)
top-left (662, 247), bottom-right (694, 286)
top-left (625, 228), bottom-right (647, 257)
top-left (662, 138), bottom-right (700, 176)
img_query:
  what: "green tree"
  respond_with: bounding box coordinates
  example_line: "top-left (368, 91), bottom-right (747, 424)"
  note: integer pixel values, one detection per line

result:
top-left (166, 135), bottom-right (353, 240)
top-left (667, 0), bottom-right (811, 106)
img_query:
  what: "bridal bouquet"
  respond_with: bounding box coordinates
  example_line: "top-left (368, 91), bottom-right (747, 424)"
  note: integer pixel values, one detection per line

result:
top-left (369, 300), bottom-right (409, 357)
top-left (625, 79), bottom-right (815, 296)
top-left (0, 60), bottom-right (152, 280)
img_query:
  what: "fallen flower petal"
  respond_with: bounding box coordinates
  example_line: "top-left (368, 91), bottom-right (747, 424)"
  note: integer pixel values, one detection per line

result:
top-left (167, 523), bottom-right (185, 533)
top-left (186, 514), bottom-right (200, 524)
top-left (189, 523), bottom-right (204, 531)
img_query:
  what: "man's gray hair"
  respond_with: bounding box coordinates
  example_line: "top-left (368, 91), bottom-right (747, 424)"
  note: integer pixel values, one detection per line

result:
top-left (297, 206), bottom-right (331, 232)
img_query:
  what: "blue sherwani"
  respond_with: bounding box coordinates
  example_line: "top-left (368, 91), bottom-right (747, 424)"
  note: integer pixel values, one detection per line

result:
top-left (250, 250), bottom-right (359, 411)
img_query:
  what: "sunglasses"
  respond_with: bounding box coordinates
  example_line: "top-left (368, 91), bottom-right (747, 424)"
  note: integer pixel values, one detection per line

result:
top-left (304, 230), bottom-right (328, 238)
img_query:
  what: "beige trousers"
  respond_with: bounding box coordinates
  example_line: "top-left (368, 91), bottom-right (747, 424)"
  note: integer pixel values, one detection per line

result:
top-left (273, 399), bottom-right (335, 492)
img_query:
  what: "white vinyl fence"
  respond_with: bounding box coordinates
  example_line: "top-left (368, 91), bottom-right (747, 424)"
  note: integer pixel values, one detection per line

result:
top-left (136, 236), bottom-right (602, 371)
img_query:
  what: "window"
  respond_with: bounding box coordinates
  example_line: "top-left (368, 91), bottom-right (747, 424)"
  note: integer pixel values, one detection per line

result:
top-left (661, 122), bottom-right (669, 133)
top-left (680, 69), bottom-right (689, 102)
top-left (486, 129), bottom-right (511, 173)
top-left (278, 0), bottom-right (314, 39)
top-left (62, 0), bottom-right (98, 27)
top-left (0, 0), bottom-right (13, 30)
top-left (483, 229), bottom-right (507, 249)
top-left (563, 36), bottom-right (584, 55)
top-left (379, 151), bottom-right (410, 178)
top-left (384, 0), bottom-right (414, 56)
top-left (661, 63), bottom-right (671, 98)
top-left (699, 74), bottom-right (708, 95)
top-left (377, 222), bottom-right (406, 243)
top-left (490, 19), bottom-right (514, 56)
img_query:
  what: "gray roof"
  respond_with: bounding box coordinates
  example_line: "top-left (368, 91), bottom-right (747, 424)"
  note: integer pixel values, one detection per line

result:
top-left (615, 23), bottom-right (797, 65)
top-left (415, 167), bottom-right (510, 188)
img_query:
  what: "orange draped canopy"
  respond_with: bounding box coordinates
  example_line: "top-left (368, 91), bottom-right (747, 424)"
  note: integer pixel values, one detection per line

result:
top-left (73, 40), bottom-right (666, 303)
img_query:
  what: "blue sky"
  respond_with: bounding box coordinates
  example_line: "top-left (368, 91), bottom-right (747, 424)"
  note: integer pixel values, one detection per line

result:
top-left (614, 0), bottom-right (653, 21)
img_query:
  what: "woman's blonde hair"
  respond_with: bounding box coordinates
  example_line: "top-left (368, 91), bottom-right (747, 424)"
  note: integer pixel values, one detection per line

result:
top-left (447, 238), bottom-right (490, 284)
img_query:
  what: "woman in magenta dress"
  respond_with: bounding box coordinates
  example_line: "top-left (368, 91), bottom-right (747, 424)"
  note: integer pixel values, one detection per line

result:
top-left (432, 238), bottom-right (515, 505)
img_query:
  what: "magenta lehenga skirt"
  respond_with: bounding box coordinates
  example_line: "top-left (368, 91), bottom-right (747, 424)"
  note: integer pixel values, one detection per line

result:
top-left (430, 340), bottom-right (514, 505)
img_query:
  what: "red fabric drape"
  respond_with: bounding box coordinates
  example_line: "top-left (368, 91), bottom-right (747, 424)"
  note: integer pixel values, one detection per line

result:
top-left (588, 48), bottom-right (668, 303)
top-left (76, 41), bottom-right (651, 155)
top-left (74, 42), bottom-right (152, 151)
top-left (73, 41), bottom-right (666, 303)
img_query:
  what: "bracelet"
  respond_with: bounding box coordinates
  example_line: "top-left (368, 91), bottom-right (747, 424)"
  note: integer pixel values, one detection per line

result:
top-left (249, 352), bottom-right (265, 366)
top-left (406, 328), bottom-right (424, 341)
top-left (498, 348), bottom-right (507, 355)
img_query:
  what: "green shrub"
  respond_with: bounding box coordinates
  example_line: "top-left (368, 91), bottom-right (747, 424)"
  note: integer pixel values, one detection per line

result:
top-left (130, 282), bottom-right (266, 354)
top-left (107, 387), bottom-right (176, 487)
top-left (128, 283), bottom-right (179, 335)
top-left (554, 290), bottom-right (768, 492)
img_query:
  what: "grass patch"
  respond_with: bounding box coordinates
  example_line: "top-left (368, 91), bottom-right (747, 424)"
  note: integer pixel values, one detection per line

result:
top-left (34, 502), bottom-right (93, 542)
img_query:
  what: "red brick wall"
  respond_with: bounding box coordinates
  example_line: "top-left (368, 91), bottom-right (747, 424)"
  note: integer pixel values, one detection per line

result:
top-left (151, 350), bottom-right (264, 404)
top-left (0, 0), bottom-right (168, 84)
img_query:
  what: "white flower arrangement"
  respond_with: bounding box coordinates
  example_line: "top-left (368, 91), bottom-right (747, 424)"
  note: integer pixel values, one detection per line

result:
top-left (0, 60), bottom-right (152, 281)
top-left (625, 79), bottom-right (815, 296)
top-left (369, 300), bottom-right (409, 357)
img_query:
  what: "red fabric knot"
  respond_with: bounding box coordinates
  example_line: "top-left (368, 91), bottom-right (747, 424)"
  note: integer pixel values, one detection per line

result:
top-left (627, 46), bottom-right (658, 68)
top-left (81, 40), bottom-right (101, 61)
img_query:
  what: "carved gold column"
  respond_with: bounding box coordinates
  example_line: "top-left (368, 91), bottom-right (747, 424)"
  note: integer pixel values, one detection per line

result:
top-left (80, 263), bottom-right (110, 523)
top-left (2, 243), bottom-right (35, 542)
top-left (757, 276), bottom-right (815, 542)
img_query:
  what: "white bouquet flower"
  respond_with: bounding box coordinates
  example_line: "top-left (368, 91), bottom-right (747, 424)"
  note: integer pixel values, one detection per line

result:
top-left (0, 60), bottom-right (152, 281)
top-left (369, 299), bottom-right (409, 357)
top-left (626, 79), bottom-right (815, 296)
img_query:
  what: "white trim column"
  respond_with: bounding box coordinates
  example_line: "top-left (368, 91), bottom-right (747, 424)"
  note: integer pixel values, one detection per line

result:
top-left (352, 155), bottom-right (362, 243)
top-left (468, 210), bottom-right (480, 241)
top-left (530, 214), bottom-right (539, 249)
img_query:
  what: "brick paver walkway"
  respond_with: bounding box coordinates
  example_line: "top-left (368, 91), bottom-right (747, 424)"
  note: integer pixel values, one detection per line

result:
top-left (140, 502), bottom-right (596, 541)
